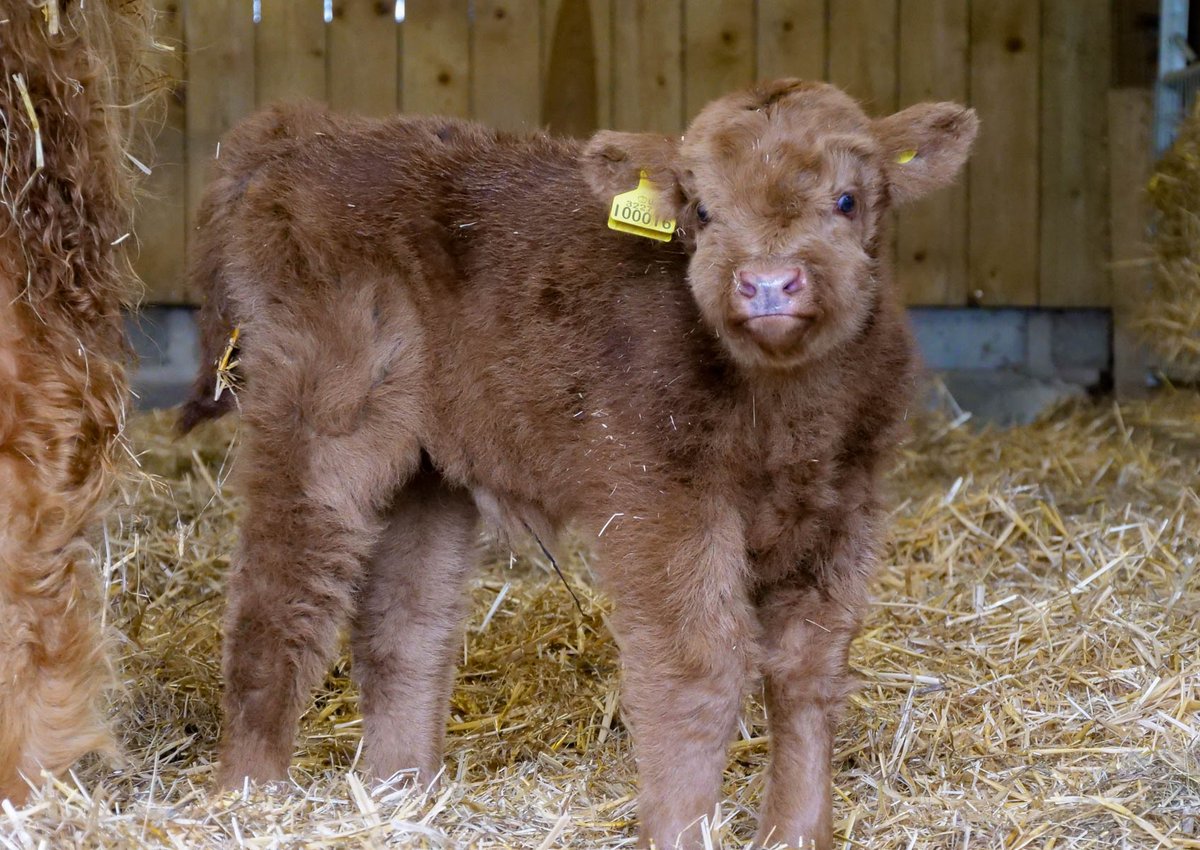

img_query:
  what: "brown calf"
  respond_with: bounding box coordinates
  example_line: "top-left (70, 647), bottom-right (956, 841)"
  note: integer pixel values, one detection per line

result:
top-left (181, 80), bottom-right (977, 849)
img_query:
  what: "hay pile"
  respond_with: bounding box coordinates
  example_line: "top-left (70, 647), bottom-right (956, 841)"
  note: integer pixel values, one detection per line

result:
top-left (2, 392), bottom-right (1199, 848)
top-left (1146, 99), bottom-right (1200, 378)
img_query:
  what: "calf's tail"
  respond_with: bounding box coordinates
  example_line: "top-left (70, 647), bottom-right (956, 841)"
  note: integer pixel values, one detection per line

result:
top-left (177, 190), bottom-right (238, 434)
top-left (175, 102), bottom-right (350, 434)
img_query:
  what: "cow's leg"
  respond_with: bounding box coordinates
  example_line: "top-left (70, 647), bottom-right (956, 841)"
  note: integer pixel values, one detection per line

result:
top-left (350, 465), bottom-right (479, 786)
top-left (603, 513), bottom-right (757, 850)
top-left (753, 581), bottom-right (866, 850)
top-left (217, 420), bottom-right (420, 786)
top-left (217, 286), bottom-right (426, 787)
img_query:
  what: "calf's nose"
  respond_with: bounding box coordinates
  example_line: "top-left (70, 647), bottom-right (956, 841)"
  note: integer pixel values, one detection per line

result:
top-left (731, 266), bottom-right (814, 352)
top-left (735, 267), bottom-right (807, 307)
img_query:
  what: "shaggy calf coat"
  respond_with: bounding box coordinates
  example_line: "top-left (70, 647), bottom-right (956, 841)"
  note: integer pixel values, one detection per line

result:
top-left (182, 80), bottom-right (977, 849)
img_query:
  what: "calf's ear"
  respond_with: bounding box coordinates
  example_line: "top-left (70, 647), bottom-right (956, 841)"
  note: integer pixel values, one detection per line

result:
top-left (581, 130), bottom-right (685, 214)
top-left (875, 103), bottom-right (979, 205)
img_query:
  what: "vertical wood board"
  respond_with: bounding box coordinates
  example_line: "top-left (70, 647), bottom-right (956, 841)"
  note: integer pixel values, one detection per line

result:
top-left (684, 0), bottom-right (755, 121)
top-left (472, 0), bottom-right (542, 131)
top-left (1040, 0), bottom-right (1111, 306)
top-left (828, 0), bottom-right (897, 113)
top-left (256, 0), bottom-right (327, 104)
top-left (896, 0), bottom-right (969, 305)
top-left (543, 0), bottom-right (610, 135)
top-left (184, 0), bottom-right (255, 234)
top-left (136, 0), bottom-right (188, 303)
top-left (757, 0), bottom-right (827, 83)
top-left (591, 0), bottom-right (614, 128)
top-left (1109, 88), bottom-right (1154, 396)
top-left (612, 0), bottom-right (683, 133)
top-left (969, 0), bottom-right (1040, 306)
top-left (329, 0), bottom-right (400, 116)
top-left (403, 0), bottom-right (471, 117)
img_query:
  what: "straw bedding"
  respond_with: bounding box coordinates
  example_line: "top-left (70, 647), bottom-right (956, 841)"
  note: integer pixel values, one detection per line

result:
top-left (2, 390), bottom-right (1198, 848)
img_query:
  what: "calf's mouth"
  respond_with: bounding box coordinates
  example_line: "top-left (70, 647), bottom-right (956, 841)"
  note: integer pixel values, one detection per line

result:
top-left (739, 312), bottom-right (816, 351)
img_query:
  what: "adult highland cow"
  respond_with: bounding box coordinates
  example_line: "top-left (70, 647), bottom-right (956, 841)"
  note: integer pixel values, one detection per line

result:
top-left (0, 0), bottom-right (153, 803)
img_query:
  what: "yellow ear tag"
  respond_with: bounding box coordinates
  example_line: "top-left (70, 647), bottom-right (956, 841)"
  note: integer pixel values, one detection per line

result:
top-left (896, 149), bottom-right (918, 165)
top-left (214, 327), bottom-right (241, 402)
top-left (608, 170), bottom-right (676, 242)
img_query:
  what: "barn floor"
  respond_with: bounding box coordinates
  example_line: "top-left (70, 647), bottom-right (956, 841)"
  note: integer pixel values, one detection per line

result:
top-left (3, 391), bottom-right (1199, 849)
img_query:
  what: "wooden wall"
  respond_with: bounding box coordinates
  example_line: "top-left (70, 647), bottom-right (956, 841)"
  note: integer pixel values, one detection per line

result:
top-left (137, 0), bottom-right (1115, 308)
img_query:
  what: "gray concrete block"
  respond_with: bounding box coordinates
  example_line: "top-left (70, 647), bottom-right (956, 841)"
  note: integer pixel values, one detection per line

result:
top-left (933, 369), bottom-right (1087, 427)
top-left (126, 307), bottom-right (199, 410)
top-left (1050, 309), bottom-right (1110, 372)
top-left (909, 308), bottom-right (1028, 371)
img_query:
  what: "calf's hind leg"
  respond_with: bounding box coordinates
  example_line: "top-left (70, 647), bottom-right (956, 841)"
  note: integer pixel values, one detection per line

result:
top-left (351, 465), bottom-right (479, 785)
top-left (218, 420), bottom-right (418, 786)
top-left (217, 301), bottom-right (425, 786)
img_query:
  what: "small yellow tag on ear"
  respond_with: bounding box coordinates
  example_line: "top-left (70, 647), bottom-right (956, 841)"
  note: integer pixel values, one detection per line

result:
top-left (214, 327), bottom-right (241, 402)
top-left (608, 170), bottom-right (675, 242)
top-left (896, 149), bottom-right (918, 165)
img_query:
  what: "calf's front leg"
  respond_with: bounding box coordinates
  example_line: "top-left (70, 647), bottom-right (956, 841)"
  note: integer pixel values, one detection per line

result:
top-left (604, 519), bottom-right (757, 850)
top-left (753, 584), bottom-right (863, 850)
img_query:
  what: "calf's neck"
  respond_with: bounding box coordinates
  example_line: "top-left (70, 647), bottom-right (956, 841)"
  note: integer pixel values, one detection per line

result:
top-left (181, 79), bottom-right (977, 849)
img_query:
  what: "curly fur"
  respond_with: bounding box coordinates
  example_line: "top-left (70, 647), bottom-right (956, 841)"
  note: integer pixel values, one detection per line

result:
top-left (0, 0), bottom-right (153, 804)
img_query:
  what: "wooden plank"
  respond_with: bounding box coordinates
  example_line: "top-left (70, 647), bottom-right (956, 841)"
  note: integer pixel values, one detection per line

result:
top-left (611, 0), bottom-right (683, 133)
top-left (542, 0), bottom-right (612, 135)
top-left (256, 0), bottom-right (327, 105)
top-left (1039, 0), bottom-right (1111, 307)
top-left (471, 0), bottom-right (541, 131)
top-left (593, 0), bottom-right (613, 128)
top-left (1109, 88), bottom-right (1153, 397)
top-left (329, 0), bottom-right (399, 116)
top-left (968, 0), bottom-right (1040, 306)
top-left (756, 0), bottom-right (827, 83)
top-left (684, 0), bottom-right (755, 120)
top-left (402, 0), bottom-right (470, 117)
top-left (1112, 0), bottom-right (1159, 87)
top-left (135, 0), bottom-right (188, 303)
top-left (397, 7), bottom-right (404, 111)
top-left (184, 0), bottom-right (255, 234)
top-left (896, 0), bottom-right (968, 306)
top-left (828, 0), bottom-right (897, 114)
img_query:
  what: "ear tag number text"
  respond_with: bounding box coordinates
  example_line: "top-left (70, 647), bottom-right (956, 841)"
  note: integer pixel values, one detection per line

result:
top-left (608, 170), bottom-right (676, 242)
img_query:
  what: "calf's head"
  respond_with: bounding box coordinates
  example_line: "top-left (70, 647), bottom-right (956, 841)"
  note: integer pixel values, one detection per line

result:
top-left (583, 80), bottom-right (978, 370)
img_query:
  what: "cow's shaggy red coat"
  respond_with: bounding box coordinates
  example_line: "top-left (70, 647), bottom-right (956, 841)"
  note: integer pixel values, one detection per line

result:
top-left (181, 80), bottom-right (977, 849)
top-left (0, 0), bottom-right (152, 804)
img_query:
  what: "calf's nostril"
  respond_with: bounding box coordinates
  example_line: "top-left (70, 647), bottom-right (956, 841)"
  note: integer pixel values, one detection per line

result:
top-left (782, 273), bottom-right (801, 294)
top-left (736, 273), bottom-right (758, 299)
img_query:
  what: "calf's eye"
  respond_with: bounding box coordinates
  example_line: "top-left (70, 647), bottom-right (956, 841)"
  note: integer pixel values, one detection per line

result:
top-left (696, 204), bottom-right (710, 224)
top-left (835, 193), bottom-right (856, 217)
